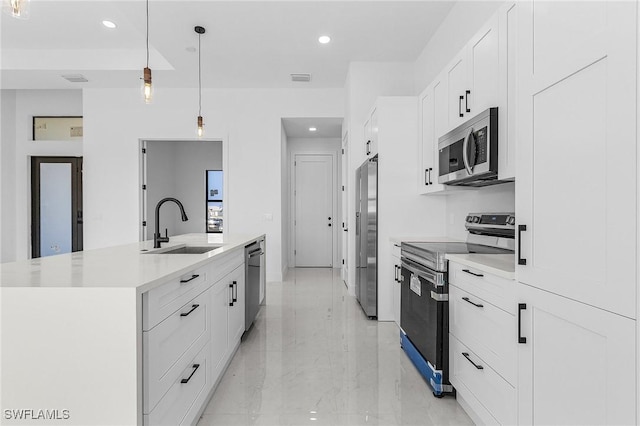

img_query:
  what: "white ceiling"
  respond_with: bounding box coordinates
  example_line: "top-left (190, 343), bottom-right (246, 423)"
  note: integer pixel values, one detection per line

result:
top-left (282, 117), bottom-right (343, 138)
top-left (1, 0), bottom-right (456, 89)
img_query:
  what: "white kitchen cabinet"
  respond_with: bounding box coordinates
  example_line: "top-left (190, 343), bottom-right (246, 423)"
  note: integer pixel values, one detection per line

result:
top-left (226, 265), bottom-right (245, 350)
top-left (144, 289), bottom-right (211, 413)
top-left (445, 51), bottom-right (468, 130)
top-left (363, 106), bottom-right (379, 158)
top-left (391, 242), bottom-right (401, 327)
top-left (516, 283), bottom-right (636, 425)
top-left (210, 259), bottom-right (245, 384)
top-left (516, 0), bottom-right (637, 318)
top-left (515, 1), bottom-right (637, 422)
top-left (448, 261), bottom-right (517, 425)
top-left (209, 275), bottom-right (229, 380)
top-left (418, 2), bottom-right (516, 195)
top-left (418, 74), bottom-right (466, 195)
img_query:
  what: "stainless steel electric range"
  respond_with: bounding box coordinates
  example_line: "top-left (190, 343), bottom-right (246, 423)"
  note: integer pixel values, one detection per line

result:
top-left (399, 212), bottom-right (515, 397)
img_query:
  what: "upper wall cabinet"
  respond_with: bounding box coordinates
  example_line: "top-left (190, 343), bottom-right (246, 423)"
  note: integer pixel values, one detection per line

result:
top-left (364, 106), bottom-right (379, 158)
top-left (418, 2), bottom-right (516, 194)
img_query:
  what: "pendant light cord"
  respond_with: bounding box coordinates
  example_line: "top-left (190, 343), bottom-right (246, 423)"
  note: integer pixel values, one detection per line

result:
top-left (146, 0), bottom-right (150, 68)
top-left (198, 33), bottom-right (202, 116)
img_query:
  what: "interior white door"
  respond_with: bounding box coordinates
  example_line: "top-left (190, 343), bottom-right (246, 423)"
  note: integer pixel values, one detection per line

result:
top-left (294, 154), bottom-right (333, 267)
top-left (341, 135), bottom-right (349, 282)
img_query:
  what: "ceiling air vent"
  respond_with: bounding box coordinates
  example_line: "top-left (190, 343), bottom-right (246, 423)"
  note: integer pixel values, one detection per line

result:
top-left (290, 73), bottom-right (311, 82)
top-left (61, 74), bottom-right (88, 83)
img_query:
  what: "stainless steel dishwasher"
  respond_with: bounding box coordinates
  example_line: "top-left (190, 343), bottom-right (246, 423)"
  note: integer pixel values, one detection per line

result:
top-left (245, 238), bottom-right (264, 331)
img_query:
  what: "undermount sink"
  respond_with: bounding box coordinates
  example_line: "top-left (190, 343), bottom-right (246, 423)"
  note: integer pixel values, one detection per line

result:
top-left (148, 245), bottom-right (222, 254)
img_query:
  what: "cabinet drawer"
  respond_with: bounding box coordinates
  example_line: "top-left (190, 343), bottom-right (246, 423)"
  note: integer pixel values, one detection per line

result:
top-left (449, 285), bottom-right (516, 384)
top-left (143, 264), bottom-right (210, 330)
top-left (208, 249), bottom-right (244, 285)
top-left (144, 343), bottom-right (211, 426)
top-left (450, 335), bottom-right (516, 425)
top-left (144, 290), bottom-right (210, 412)
top-left (449, 261), bottom-right (515, 314)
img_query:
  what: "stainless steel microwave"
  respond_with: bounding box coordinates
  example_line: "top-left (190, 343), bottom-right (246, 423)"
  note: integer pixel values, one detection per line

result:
top-left (438, 107), bottom-right (498, 186)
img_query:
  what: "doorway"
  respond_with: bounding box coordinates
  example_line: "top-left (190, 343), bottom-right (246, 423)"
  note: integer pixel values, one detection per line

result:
top-left (31, 156), bottom-right (83, 258)
top-left (293, 154), bottom-right (334, 267)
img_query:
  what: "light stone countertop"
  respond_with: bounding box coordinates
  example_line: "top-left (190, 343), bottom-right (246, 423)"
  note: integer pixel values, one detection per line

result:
top-left (0, 233), bottom-right (264, 291)
top-left (445, 253), bottom-right (515, 280)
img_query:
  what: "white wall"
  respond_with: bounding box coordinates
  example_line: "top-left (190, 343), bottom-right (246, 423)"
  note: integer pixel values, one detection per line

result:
top-left (1, 89), bottom-right (83, 262)
top-left (287, 137), bottom-right (342, 269)
top-left (414, 1), bottom-right (504, 94)
top-left (82, 88), bottom-right (343, 283)
top-left (1, 90), bottom-right (17, 263)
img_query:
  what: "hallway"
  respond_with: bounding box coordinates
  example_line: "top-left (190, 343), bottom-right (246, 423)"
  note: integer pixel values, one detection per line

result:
top-left (198, 268), bottom-right (472, 425)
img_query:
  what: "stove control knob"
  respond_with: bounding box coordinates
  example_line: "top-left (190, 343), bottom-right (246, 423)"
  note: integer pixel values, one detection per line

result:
top-left (473, 216), bottom-right (481, 223)
top-left (466, 215), bottom-right (473, 223)
top-left (507, 216), bottom-right (515, 225)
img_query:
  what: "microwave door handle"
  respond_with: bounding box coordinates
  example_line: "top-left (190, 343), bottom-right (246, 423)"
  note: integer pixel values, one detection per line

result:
top-left (462, 127), bottom-right (474, 175)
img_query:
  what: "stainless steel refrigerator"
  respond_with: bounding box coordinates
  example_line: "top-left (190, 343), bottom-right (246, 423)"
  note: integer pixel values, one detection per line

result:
top-left (355, 156), bottom-right (377, 318)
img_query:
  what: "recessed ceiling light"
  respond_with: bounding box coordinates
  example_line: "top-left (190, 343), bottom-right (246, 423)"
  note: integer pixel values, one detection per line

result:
top-left (318, 35), bottom-right (331, 44)
top-left (102, 20), bottom-right (117, 29)
top-left (309, 127), bottom-right (317, 132)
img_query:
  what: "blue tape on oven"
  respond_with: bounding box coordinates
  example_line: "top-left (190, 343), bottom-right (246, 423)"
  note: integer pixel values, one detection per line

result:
top-left (400, 331), bottom-right (444, 395)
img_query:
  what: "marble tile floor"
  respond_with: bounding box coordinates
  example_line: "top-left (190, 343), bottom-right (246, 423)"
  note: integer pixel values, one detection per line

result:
top-left (197, 268), bottom-right (473, 426)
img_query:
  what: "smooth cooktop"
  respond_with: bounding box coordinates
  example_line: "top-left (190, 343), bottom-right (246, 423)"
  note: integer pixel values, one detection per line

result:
top-left (403, 241), bottom-right (514, 256)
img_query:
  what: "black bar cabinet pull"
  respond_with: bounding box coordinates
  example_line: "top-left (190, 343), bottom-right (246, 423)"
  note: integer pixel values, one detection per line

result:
top-left (465, 90), bottom-right (471, 113)
top-left (518, 303), bottom-right (527, 344)
top-left (462, 352), bottom-right (483, 370)
top-left (366, 140), bottom-right (371, 155)
top-left (232, 280), bottom-right (238, 302)
top-left (518, 225), bottom-right (527, 265)
top-left (425, 169), bottom-right (429, 185)
top-left (181, 364), bottom-right (200, 384)
top-left (459, 95), bottom-right (464, 117)
top-left (229, 284), bottom-right (234, 306)
top-left (180, 304), bottom-right (199, 317)
top-left (462, 296), bottom-right (483, 308)
top-left (429, 168), bottom-right (433, 185)
top-left (462, 269), bottom-right (484, 278)
top-left (180, 274), bottom-right (200, 284)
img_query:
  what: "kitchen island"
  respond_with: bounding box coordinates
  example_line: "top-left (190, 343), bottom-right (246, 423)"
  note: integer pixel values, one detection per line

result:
top-left (0, 233), bottom-right (265, 426)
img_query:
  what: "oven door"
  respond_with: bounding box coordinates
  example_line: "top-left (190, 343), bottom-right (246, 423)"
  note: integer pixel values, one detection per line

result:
top-left (400, 257), bottom-right (449, 375)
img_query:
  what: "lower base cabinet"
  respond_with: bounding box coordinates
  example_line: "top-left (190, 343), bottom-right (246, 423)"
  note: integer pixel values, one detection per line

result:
top-left (144, 250), bottom-right (246, 426)
top-left (448, 261), bottom-right (517, 425)
top-left (516, 283), bottom-right (636, 425)
top-left (144, 343), bottom-right (212, 426)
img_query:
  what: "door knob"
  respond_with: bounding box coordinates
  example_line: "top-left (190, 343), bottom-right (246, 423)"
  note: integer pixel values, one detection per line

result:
top-left (328, 223), bottom-right (332, 227)
top-left (328, 217), bottom-right (331, 220)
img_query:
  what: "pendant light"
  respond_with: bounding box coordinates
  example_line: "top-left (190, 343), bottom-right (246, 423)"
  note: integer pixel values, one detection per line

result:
top-left (142, 0), bottom-right (152, 104)
top-left (3, 0), bottom-right (30, 19)
top-left (195, 26), bottom-right (206, 137)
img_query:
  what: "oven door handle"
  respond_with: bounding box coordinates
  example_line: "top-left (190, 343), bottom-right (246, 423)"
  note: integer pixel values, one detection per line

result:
top-left (401, 259), bottom-right (439, 287)
top-left (462, 126), bottom-right (474, 175)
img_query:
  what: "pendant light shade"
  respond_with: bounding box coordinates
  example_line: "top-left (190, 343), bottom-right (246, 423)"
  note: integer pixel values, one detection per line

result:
top-left (195, 26), bottom-right (206, 137)
top-left (197, 116), bottom-right (204, 138)
top-left (142, 0), bottom-right (152, 103)
top-left (143, 67), bottom-right (153, 104)
top-left (3, 0), bottom-right (30, 19)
